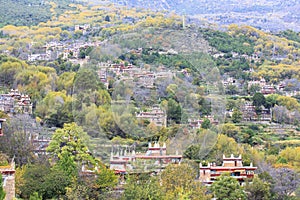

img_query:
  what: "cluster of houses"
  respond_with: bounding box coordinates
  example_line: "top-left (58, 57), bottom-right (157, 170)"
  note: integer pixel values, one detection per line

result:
top-left (135, 105), bottom-right (220, 129)
top-left (27, 23), bottom-right (104, 63)
top-left (136, 105), bottom-right (167, 127)
top-left (98, 62), bottom-right (175, 89)
top-left (212, 51), bottom-right (260, 62)
top-left (109, 142), bottom-right (257, 186)
top-left (222, 76), bottom-right (279, 95)
top-left (0, 89), bottom-right (32, 115)
top-left (28, 39), bottom-right (101, 63)
top-left (240, 102), bottom-right (272, 121)
top-left (188, 116), bottom-right (219, 129)
top-left (74, 24), bottom-right (91, 35)
top-left (109, 142), bottom-right (182, 176)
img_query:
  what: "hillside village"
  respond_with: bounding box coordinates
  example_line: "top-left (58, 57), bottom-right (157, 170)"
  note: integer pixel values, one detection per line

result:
top-left (0, 0), bottom-right (299, 200)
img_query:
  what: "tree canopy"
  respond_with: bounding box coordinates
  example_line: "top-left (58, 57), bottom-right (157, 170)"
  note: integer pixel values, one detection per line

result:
top-left (211, 173), bottom-right (246, 200)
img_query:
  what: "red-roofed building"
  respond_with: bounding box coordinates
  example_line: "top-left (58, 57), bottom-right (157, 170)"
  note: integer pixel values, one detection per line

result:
top-left (199, 154), bottom-right (257, 186)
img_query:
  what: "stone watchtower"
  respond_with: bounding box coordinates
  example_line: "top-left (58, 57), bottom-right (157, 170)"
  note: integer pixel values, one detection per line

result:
top-left (0, 155), bottom-right (15, 200)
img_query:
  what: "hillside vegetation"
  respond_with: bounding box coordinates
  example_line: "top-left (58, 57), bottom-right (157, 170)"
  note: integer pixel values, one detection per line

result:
top-left (0, 1), bottom-right (299, 199)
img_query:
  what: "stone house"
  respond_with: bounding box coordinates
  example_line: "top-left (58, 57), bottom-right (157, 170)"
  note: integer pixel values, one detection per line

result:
top-left (199, 154), bottom-right (257, 186)
top-left (0, 156), bottom-right (15, 200)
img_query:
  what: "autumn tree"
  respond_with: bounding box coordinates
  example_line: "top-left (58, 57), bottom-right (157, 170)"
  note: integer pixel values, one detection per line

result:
top-left (160, 163), bottom-right (211, 200)
top-left (184, 133), bottom-right (241, 163)
top-left (221, 123), bottom-right (240, 139)
top-left (0, 58), bottom-right (25, 87)
top-left (35, 91), bottom-right (73, 128)
top-left (278, 147), bottom-right (300, 170)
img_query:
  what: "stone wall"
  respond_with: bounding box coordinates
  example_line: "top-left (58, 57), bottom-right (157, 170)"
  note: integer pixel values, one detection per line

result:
top-left (3, 174), bottom-right (15, 200)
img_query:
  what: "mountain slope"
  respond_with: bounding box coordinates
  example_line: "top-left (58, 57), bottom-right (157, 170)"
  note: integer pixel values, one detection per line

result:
top-left (108, 0), bottom-right (300, 31)
top-left (0, 0), bottom-right (82, 27)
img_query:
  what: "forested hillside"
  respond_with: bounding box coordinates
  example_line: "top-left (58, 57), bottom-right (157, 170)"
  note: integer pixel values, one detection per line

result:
top-left (0, 0), bottom-right (83, 27)
top-left (0, 1), bottom-right (299, 199)
top-left (109, 0), bottom-right (300, 31)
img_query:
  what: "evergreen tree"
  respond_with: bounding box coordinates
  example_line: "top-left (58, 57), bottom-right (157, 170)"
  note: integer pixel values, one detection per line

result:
top-left (252, 92), bottom-right (266, 114)
top-left (211, 173), bottom-right (246, 200)
top-left (201, 118), bottom-right (211, 129)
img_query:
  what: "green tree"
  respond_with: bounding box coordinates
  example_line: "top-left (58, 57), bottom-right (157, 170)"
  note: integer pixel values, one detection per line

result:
top-left (73, 68), bottom-right (104, 94)
top-left (104, 15), bottom-right (111, 22)
top-left (19, 163), bottom-right (70, 199)
top-left (29, 192), bottom-right (42, 200)
top-left (226, 84), bottom-right (238, 95)
top-left (245, 176), bottom-right (271, 200)
top-left (221, 123), bottom-right (240, 138)
top-left (46, 123), bottom-right (118, 198)
top-left (65, 180), bottom-right (91, 200)
top-left (94, 166), bottom-right (118, 193)
top-left (0, 174), bottom-right (5, 200)
top-left (46, 123), bottom-right (95, 177)
top-left (198, 97), bottom-right (212, 115)
top-left (123, 174), bottom-right (163, 200)
top-left (211, 173), bottom-right (246, 200)
top-left (265, 94), bottom-right (279, 109)
top-left (249, 84), bottom-right (261, 95)
top-left (253, 92), bottom-right (266, 114)
top-left (43, 167), bottom-right (71, 199)
top-left (201, 118), bottom-right (211, 129)
top-left (232, 108), bottom-right (243, 123)
top-left (36, 91), bottom-right (74, 128)
top-left (160, 163), bottom-right (211, 200)
top-left (253, 92), bottom-right (266, 108)
top-left (167, 99), bottom-right (182, 124)
top-left (19, 164), bottom-right (50, 199)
